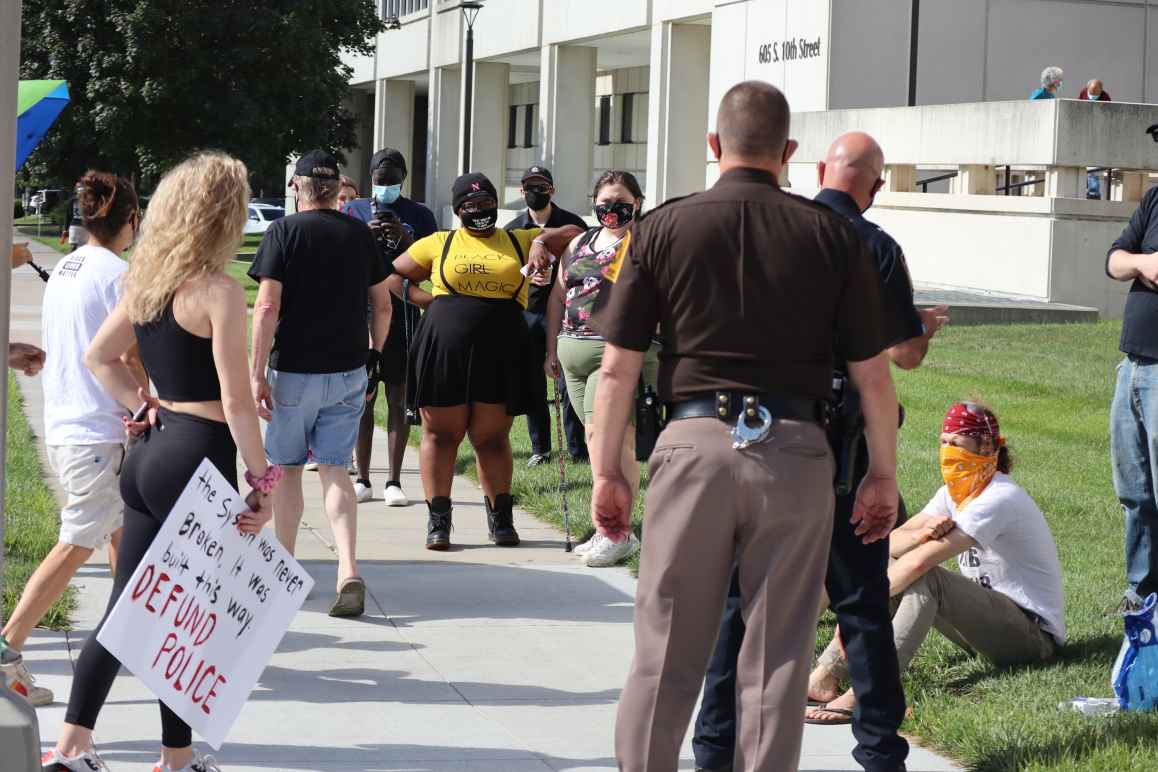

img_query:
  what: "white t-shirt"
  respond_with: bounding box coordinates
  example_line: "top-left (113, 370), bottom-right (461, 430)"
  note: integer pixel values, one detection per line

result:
top-left (924, 473), bottom-right (1067, 643)
top-left (42, 244), bottom-right (129, 445)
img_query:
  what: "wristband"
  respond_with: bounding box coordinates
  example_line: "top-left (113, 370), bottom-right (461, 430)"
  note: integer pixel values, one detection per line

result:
top-left (245, 464), bottom-right (284, 494)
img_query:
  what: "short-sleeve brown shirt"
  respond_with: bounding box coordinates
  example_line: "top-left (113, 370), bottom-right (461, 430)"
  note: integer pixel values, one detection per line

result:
top-left (590, 167), bottom-right (893, 403)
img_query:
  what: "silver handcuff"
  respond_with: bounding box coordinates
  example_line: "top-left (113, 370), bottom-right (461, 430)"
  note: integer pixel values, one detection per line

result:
top-left (731, 403), bottom-right (776, 450)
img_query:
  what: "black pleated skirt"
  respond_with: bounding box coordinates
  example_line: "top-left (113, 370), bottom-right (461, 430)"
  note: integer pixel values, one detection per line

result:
top-left (407, 294), bottom-right (535, 415)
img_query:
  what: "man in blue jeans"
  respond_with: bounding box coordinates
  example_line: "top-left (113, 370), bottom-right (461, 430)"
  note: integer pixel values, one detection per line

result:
top-left (1107, 183), bottom-right (1158, 611)
top-left (691, 132), bottom-right (948, 772)
top-left (249, 150), bottom-right (392, 619)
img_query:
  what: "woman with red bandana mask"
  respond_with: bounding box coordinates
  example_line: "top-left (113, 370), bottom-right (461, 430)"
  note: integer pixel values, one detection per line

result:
top-left (544, 170), bottom-right (658, 568)
top-left (805, 401), bottom-right (1066, 726)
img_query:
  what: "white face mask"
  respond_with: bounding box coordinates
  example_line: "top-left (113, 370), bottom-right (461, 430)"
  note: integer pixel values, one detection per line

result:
top-left (1087, 92), bottom-right (1100, 100)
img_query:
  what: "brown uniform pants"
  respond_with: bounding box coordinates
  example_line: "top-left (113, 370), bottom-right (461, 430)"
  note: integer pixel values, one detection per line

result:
top-left (615, 417), bottom-right (835, 772)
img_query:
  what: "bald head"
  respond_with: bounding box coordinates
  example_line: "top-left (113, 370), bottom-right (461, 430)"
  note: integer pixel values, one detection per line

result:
top-left (714, 81), bottom-right (792, 165)
top-left (818, 131), bottom-right (886, 211)
top-left (1087, 79), bottom-right (1104, 96)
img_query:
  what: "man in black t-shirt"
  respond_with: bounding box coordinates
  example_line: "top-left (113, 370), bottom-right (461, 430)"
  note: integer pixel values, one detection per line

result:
top-left (1107, 186), bottom-right (1158, 612)
top-left (248, 150), bottom-right (392, 619)
top-left (504, 165), bottom-right (588, 466)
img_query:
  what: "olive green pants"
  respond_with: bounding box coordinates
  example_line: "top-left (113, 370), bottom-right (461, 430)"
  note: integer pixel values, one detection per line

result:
top-left (555, 336), bottom-right (659, 426)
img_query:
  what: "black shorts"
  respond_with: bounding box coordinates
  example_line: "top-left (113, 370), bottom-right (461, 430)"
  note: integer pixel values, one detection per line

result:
top-left (407, 294), bottom-right (535, 415)
top-left (368, 294), bottom-right (421, 386)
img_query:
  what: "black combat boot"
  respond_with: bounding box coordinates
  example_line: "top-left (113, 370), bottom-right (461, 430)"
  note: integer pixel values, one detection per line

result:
top-left (426, 496), bottom-right (453, 551)
top-left (485, 493), bottom-right (520, 547)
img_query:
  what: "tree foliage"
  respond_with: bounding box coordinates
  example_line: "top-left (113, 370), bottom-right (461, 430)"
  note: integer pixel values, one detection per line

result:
top-left (19, 1), bottom-right (382, 193)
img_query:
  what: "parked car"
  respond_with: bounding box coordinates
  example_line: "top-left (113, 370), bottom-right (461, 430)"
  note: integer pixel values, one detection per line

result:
top-left (244, 203), bottom-right (285, 235)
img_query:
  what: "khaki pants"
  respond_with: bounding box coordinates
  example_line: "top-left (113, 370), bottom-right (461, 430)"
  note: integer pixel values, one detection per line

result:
top-left (615, 417), bottom-right (834, 772)
top-left (817, 565), bottom-right (1055, 681)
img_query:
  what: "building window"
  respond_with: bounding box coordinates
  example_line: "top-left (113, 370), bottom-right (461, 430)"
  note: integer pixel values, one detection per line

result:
top-left (384, 0), bottom-right (429, 18)
top-left (621, 93), bottom-right (635, 144)
top-left (508, 105), bottom-right (518, 149)
top-left (598, 96), bottom-right (611, 146)
top-left (524, 104), bottom-right (535, 148)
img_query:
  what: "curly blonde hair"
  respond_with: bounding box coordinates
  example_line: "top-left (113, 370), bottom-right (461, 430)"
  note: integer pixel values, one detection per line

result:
top-left (124, 152), bottom-right (250, 323)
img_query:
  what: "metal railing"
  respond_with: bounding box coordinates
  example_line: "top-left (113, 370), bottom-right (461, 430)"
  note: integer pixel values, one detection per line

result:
top-left (917, 171), bottom-right (957, 192)
top-left (384, 0), bottom-right (429, 19)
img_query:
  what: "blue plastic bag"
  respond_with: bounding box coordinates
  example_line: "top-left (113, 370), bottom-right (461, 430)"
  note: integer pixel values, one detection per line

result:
top-left (1112, 593), bottom-right (1158, 711)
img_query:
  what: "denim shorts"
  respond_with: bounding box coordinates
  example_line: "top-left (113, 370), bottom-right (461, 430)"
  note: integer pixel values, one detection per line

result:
top-left (264, 367), bottom-right (367, 466)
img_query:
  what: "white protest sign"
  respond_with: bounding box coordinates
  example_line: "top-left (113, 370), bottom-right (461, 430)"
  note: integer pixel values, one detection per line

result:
top-left (97, 458), bottom-right (313, 749)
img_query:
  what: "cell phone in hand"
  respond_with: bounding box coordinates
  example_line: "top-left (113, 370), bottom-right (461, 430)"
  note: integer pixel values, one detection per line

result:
top-left (131, 402), bottom-right (149, 423)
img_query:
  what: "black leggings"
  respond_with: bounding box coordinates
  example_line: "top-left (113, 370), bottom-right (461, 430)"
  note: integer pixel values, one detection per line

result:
top-left (65, 409), bottom-right (237, 748)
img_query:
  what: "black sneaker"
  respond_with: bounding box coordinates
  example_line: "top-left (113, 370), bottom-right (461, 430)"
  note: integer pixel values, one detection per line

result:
top-left (426, 498), bottom-right (453, 551)
top-left (485, 493), bottom-right (520, 547)
top-left (527, 453), bottom-right (550, 468)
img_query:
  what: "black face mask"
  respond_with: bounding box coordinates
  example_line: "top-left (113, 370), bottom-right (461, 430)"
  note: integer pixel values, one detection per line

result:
top-left (524, 191), bottom-right (551, 211)
top-left (461, 207), bottom-right (498, 232)
top-left (594, 201), bottom-right (635, 229)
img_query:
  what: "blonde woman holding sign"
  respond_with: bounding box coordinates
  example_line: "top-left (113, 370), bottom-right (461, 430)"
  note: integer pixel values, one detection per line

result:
top-left (42, 152), bottom-right (280, 772)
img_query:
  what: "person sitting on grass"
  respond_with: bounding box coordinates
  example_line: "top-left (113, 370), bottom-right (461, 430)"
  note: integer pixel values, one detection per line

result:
top-left (805, 401), bottom-right (1066, 725)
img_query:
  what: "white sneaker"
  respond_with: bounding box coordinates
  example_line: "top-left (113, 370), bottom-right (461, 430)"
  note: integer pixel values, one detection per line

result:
top-left (304, 461), bottom-right (319, 471)
top-left (3, 655), bottom-right (54, 706)
top-left (585, 533), bottom-right (640, 567)
top-left (152, 752), bottom-right (221, 772)
top-left (41, 749), bottom-right (107, 770)
top-left (382, 483), bottom-right (409, 507)
top-left (354, 481), bottom-right (373, 503)
top-left (573, 533), bottom-right (600, 556)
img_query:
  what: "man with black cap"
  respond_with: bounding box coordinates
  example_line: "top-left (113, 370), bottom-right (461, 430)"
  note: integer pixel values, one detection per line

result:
top-left (249, 150), bottom-right (392, 618)
top-left (343, 148), bottom-right (438, 507)
top-left (504, 165), bottom-right (589, 467)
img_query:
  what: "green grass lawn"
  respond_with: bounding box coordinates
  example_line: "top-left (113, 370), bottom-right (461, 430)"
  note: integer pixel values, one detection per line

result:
top-left (376, 320), bottom-right (1158, 770)
top-left (3, 374), bottom-right (72, 628)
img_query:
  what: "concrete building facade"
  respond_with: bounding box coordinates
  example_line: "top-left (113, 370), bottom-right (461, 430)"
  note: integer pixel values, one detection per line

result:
top-left (343, 0), bottom-right (1158, 317)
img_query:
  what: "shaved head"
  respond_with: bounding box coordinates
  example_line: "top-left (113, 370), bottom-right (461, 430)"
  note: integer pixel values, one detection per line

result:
top-left (715, 81), bottom-right (791, 161)
top-left (818, 131), bottom-right (886, 211)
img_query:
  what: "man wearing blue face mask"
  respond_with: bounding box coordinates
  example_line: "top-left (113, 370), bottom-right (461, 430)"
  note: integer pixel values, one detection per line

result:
top-left (344, 148), bottom-right (437, 507)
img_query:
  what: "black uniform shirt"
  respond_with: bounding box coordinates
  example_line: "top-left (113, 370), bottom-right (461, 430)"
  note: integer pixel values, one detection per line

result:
top-left (814, 188), bottom-right (924, 360)
top-left (504, 204), bottom-right (588, 315)
top-left (590, 167), bottom-right (894, 403)
top-left (1109, 186), bottom-right (1158, 359)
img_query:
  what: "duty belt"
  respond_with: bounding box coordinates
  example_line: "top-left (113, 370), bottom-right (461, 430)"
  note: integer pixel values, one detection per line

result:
top-left (667, 391), bottom-right (825, 450)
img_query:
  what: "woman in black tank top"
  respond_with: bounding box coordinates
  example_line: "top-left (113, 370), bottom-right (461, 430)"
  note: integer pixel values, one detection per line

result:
top-left (45, 152), bottom-right (282, 772)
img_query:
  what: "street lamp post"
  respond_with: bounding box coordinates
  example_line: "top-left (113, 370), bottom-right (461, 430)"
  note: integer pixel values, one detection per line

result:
top-left (460, 2), bottom-right (483, 174)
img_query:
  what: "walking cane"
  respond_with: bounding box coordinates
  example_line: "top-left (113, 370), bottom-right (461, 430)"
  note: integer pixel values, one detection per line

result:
top-left (551, 375), bottom-right (573, 552)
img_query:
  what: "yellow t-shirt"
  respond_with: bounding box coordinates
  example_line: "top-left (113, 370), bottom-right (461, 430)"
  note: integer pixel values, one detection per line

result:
top-left (409, 228), bottom-right (540, 308)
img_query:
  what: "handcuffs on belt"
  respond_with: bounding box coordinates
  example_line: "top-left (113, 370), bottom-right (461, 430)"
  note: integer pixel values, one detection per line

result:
top-left (729, 394), bottom-right (776, 450)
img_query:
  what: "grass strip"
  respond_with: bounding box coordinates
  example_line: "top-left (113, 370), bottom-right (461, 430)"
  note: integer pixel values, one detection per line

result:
top-left (3, 373), bottom-right (72, 628)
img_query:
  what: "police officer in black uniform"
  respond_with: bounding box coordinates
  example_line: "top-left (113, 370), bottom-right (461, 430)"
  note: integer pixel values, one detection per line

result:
top-left (691, 132), bottom-right (949, 772)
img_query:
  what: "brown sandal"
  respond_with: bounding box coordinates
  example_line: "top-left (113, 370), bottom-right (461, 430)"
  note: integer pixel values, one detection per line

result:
top-left (804, 703), bottom-right (854, 725)
top-left (329, 577), bottom-right (366, 618)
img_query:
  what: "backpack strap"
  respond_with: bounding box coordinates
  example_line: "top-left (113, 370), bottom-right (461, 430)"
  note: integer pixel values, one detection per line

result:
top-left (577, 226), bottom-right (602, 253)
top-left (438, 230), bottom-right (458, 294)
top-left (507, 230), bottom-right (527, 300)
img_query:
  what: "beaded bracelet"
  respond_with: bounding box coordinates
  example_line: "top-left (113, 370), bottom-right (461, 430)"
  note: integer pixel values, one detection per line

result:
top-left (245, 464), bottom-right (284, 494)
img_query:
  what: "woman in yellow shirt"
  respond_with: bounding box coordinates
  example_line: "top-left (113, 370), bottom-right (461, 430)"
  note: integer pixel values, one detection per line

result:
top-left (393, 172), bottom-right (581, 550)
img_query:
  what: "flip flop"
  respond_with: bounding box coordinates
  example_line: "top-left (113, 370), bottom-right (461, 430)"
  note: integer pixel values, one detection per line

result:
top-left (329, 577), bottom-right (366, 618)
top-left (804, 704), bottom-right (854, 725)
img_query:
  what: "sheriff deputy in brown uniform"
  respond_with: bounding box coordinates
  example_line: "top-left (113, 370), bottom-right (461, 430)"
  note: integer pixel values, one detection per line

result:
top-left (587, 81), bottom-right (903, 772)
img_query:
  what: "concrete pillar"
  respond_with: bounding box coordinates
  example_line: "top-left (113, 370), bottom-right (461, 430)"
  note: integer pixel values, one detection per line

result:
top-left (1119, 171), bottom-right (1149, 202)
top-left (645, 22), bottom-right (712, 205)
top-left (1045, 166), bottom-right (1083, 199)
top-left (954, 164), bottom-right (996, 195)
top-left (427, 66), bottom-right (461, 224)
top-left (462, 62), bottom-right (510, 203)
top-left (375, 78), bottom-right (417, 198)
top-left (539, 44), bottom-right (596, 214)
top-left (884, 164), bottom-right (917, 192)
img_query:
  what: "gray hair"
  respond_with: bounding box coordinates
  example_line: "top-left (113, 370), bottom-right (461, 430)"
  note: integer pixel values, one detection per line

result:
top-left (1041, 66), bottom-right (1064, 88)
top-left (293, 175), bottom-right (339, 205)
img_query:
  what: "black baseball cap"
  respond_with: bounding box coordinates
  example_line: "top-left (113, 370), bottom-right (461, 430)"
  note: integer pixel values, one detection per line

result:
top-left (293, 150), bottom-right (339, 180)
top-left (452, 172), bottom-right (498, 211)
top-left (521, 165), bottom-right (553, 185)
top-left (370, 147), bottom-right (408, 177)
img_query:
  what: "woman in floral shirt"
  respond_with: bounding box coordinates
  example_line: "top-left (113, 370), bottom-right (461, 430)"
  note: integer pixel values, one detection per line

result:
top-left (544, 170), bottom-right (659, 567)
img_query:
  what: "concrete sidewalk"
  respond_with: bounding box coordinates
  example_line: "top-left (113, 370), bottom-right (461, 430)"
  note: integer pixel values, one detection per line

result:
top-left (9, 238), bottom-right (959, 771)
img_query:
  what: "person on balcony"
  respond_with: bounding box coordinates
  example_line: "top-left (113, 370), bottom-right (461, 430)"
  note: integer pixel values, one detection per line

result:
top-left (1080, 79), bottom-right (1111, 102)
top-left (1030, 66), bottom-right (1064, 100)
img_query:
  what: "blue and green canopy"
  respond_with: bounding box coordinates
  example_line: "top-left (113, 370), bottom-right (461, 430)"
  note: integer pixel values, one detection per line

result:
top-left (16, 80), bottom-right (70, 171)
